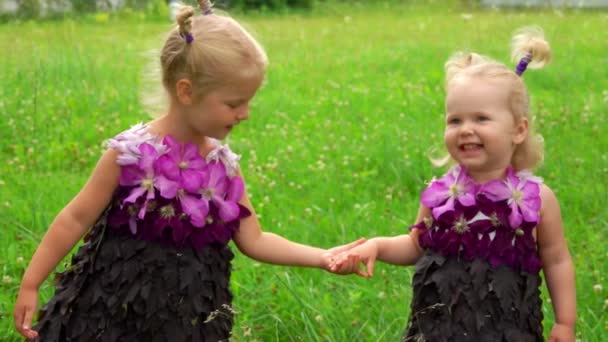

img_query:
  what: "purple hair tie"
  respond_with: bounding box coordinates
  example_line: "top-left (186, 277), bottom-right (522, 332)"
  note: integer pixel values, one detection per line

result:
top-left (515, 53), bottom-right (532, 76)
top-left (181, 32), bottom-right (194, 44)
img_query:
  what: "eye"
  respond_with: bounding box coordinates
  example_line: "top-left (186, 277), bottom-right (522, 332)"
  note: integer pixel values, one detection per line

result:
top-left (225, 102), bottom-right (240, 109)
top-left (476, 115), bottom-right (490, 122)
top-left (447, 117), bottom-right (461, 125)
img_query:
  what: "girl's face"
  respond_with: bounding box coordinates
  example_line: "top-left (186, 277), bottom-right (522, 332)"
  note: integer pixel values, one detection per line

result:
top-left (444, 76), bottom-right (527, 179)
top-left (185, 75), bottom-right (262, 140)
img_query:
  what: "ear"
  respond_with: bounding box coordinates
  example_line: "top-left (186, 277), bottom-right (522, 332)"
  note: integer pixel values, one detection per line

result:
top-left (512, 117), bottom-right (529, 145)
top-left (175, 79), bottom-right (193, 105)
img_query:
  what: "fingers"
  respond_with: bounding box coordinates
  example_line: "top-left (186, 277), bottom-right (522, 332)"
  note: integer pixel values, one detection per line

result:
top-left (348, 237), bottom-right (366, 248)
top-left (329, 254), bottom-right (357, 274)
top-left (365, 257), bottom-right (376, 277)
top-left (13, 305), bottom-right (24, 334)
top-left (328, 253), bottom-right (376, 278)
top-left (23, 307), bottom-right (38, 339)
top-left (14, 305), bottom-right (38, 339)
top-left (333, 237), bottom-right (367, 253)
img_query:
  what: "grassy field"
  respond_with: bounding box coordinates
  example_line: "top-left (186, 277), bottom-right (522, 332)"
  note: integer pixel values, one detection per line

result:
top-left (1, 1), bottom-right (607, 341)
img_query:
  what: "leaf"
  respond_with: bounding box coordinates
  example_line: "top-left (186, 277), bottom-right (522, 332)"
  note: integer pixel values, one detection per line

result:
top-left (490, 266), bottom-right (523, 314)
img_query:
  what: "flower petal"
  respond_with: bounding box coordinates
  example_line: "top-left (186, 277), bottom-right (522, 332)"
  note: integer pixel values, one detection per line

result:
top-left (129, 216), bottom-right (138, 234)
top-left (157, 154), bottom-right (180, 181)
top-left (458, 192), bottom-right (476, 207)
top-left (519, 199), bottom-right (540, 223)
top-left (432, 197), bottom-right (455, 219)
top-left (226, 176), bottom-right (245, 202)
top-left (182, 143), bottom-right (200, 161)
top-left (138, 143), bottom-right (158, 171)
top-left (181, 170), bottom-right (204, 193)
top-left (213, 196), bottom-right (240, 222)
top-left (421, 181), bottom-right (449, 208)
top-left (124, 187), bottom-right (146, 204)
top-left (156, 175), bottom-right (180, 199)
top-left (479, 180), bottom-right (511, 201)
top-left (508, 202), bottom-right (522, 228)
top-left (181, 195), bottom-right (209, 227)
top-left (119, 166), bottom-right (144, 186)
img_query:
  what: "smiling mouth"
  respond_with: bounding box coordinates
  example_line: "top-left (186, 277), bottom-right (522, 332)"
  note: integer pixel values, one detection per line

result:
top-left (459, 143), bottom-right (483, 151)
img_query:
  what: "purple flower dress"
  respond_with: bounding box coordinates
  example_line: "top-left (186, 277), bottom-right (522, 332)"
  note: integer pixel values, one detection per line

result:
top-left (33, 124), bottom-right (251, 342)
top-left (404, 165), bottom-right (544, 342)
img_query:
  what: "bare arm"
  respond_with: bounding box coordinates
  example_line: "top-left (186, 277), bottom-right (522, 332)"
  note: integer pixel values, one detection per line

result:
top-left (537, 185), bottom-right (576, 338)
top-left (232, 182), bottom-right (329, 269)
top-left (329, 204), bottom-right (428, 277)
top-left (20, 149), bottom-right (121, 289)
top-left (14, 149), bottom-right (121, 338)
top-left (373, 205), bottom-right (428, 265)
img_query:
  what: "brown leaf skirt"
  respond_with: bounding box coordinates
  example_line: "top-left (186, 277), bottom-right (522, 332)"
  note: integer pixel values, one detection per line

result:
top-left (403, 251), bottom-right (543, 342)
top-left (33, 214), bottom-right (235, 342)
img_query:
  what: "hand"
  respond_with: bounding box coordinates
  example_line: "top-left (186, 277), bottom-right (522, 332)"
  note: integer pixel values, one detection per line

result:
top-left (13, 285), bottom-right (39, 339)
top-left (548, 323), bottom-right (575, 342)
top-left (320, 238), bottom-right (366, 274)
top-left (329, 239), bottom-right (379, 278)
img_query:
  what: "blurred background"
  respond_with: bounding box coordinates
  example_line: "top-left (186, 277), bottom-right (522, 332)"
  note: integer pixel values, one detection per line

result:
top-left (1, 0), bottom-right (607, 341)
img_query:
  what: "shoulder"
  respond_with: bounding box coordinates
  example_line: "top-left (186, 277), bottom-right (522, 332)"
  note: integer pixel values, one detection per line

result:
top-left (104, 123), bottom-right (167, 166)
top-left (539, 183), bottom-right (560, 214)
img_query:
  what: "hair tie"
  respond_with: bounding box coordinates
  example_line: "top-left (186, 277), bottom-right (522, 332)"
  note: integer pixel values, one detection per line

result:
top-left (181, 32), bottom-right (194, 44)
top-left (515, 52), bottom-right (532, 76)
top-left (199, 0), bottom-right (214, 15)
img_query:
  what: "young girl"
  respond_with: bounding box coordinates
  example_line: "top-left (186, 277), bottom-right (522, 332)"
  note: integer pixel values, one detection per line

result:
top-left (13, 1), bottom-right (363, 341)
top-left (331, 27), bottom-right (576, 341)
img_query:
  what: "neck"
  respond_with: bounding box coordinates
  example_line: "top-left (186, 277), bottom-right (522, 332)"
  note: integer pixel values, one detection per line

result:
top-left (150, 104), bottom-right (207, 147)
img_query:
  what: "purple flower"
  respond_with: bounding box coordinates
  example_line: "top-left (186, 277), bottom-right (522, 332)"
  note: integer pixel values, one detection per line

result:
top-left (206, 144), bottom-right (241, 177)
top-left (157, 136), bottom-right (206, 193)
top-left (199, 162), bottom-right (243, 223)
top-left (176, 188), bottom-right (208, 228)
top-left (436, 205), bottom-right (491, 259)
top-left (421, 166), bottom-right (476, 220)
top-left (478, 168), bottom-right (541, 228)
top-left (152, 203), bottom-right (186, 243)
top-left (119, 143), bottom-right (179, 222)
top-left (106, 123), bottom-right (167, 166)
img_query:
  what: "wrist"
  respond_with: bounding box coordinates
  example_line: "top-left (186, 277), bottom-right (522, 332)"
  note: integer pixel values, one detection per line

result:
top-left (20, 274), bottom-right (42, 291)
top-left (555, 321), bottom-right (575, 328)
top-left (318, 247), bottom-right (332, 269)
top-left (368, 237), bottom-right (382, 256)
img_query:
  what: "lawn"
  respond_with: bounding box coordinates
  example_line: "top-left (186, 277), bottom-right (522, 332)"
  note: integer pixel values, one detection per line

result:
top-left (0, 1), bottom-right (607, 341)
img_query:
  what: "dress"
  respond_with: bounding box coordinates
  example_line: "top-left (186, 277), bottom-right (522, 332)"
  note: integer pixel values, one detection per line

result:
top-left (33, 124), bottom-right (251, 342)
top-left (404, 166), bottom-right (544, 342)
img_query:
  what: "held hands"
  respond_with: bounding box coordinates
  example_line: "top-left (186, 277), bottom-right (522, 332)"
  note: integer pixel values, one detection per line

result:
top-left (13, 286), bottom-right (39, 339)
top-left (548, 323), bottom-right (575, 342)
top-left (320, 238), bottom-right (367, 274)
top-left (327, 239), bottom-right (379, 278)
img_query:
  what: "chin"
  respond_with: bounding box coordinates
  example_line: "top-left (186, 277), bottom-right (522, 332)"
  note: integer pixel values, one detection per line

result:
top-left (209, 133), bottom-right (228, 141)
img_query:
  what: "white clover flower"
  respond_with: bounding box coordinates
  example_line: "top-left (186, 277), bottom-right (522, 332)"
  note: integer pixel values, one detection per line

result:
top-left (593, 284), bottom-right (603, 293)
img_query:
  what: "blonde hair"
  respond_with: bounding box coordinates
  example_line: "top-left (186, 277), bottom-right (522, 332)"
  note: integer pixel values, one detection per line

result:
top-left (160, 1), bottom-right (268, 101)
top-left (439, 26), bottom-right (551, 171)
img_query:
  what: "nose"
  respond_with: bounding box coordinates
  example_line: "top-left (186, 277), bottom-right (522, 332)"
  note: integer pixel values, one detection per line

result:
top-left (236, 104), bottom-right (249, 122)
top-left (459, 120), bottom-right (474, 136)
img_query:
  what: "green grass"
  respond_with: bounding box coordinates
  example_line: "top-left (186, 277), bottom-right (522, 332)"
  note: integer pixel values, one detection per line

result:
top-left (1, 1), bottom-right (607, 341)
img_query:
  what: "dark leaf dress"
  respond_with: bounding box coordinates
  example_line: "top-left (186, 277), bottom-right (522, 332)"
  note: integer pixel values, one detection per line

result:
top-left (404, 166), bottom-right (544, 342)
top-left (33, 124), bottom-right (250, 342)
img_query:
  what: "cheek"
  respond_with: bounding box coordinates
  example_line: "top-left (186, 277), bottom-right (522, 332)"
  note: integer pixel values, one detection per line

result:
top-left (444, 129), bottom-right (455, 144)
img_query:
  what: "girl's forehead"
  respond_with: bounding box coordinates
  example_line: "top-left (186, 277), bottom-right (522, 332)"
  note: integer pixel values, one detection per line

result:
top-left (216, 75), bottom-right (263, 98)
top-left (446, 77), bottom-right (511, 110)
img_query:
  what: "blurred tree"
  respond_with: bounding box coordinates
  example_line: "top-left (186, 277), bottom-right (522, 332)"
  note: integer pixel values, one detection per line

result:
top-left (70, 0), bottom-right (97, 13)
top-left (16, 0), bottom-right (41, 17)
